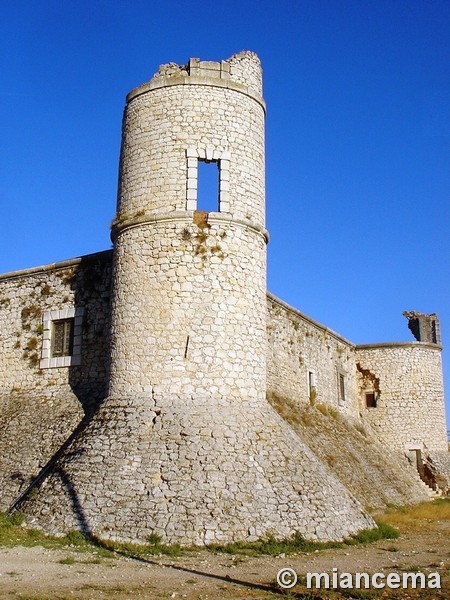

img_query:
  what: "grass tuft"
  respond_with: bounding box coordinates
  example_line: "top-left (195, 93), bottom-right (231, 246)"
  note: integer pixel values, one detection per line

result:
top-left (97, 536), bottom-right (182, 558)
top-left (0, 511), bottom-right (400, 560)
top-left (58, 556), bottom-right (76, 565)
top-left (147, 532), bottom-right (162, 545)
top-left (345, 521), bottom-right (399, 545)
top-left (62, 530), bottom-right (90, 546)
top-left (209, 524), bottom-right (397, 557)
top-left (0, 512), bottom-right (50, 547)
top-left (0, 513), bottom-right (182, 558)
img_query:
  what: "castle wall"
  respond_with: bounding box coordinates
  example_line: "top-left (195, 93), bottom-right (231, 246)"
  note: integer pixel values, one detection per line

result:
top-left (268, 393), bottom-right (431, 510)
top-left (115, 60), bottom-right (265, 226)
top-left (1, 51), bottom-right (447, 546)
top-left (0, 251), bottom-right (112, 508)
top-left (267, 292), bottom-right (360, 418)
top-left (356, 343), bottom-right (448, 454)
top-left (15, 53), bottom-right (376, 546)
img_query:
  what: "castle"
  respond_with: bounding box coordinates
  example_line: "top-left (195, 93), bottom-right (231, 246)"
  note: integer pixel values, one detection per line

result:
top-left (0, 52), bottom-right (448, 545)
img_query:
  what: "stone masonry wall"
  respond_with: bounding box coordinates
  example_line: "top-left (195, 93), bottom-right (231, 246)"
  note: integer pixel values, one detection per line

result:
top-left (20, 395), bottom-right (374, 545)
top-left (109, 218), bottom-right (267, 401)
top-left (3, 51), bottom-right (447, 547)
top-left (267, 293), bottom-right (360, 418)
top-left (268, 393), bottom-right (431, 511)
top-left (16, 53), bottom-right (376, 545)
top-left (115, 62), bottom-right (265, 227)
top-left (356, 343), bottom-right (448, 454)
top-left (227, 50), bottom-right (263, 96)
top-left (0, 251), bottom-right (112, 508)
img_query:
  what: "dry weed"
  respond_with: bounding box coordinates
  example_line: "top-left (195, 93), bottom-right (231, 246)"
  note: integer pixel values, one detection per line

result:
top-left (382, 499), bottom-right (450, 532)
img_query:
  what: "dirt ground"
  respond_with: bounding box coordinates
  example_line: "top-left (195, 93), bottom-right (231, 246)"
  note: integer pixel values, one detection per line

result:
top-left (1, 521), bottom-right (449, 600)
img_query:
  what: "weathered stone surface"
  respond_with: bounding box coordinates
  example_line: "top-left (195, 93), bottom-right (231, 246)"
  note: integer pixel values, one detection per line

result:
top-left (356, 343), bottom-right (448, 454)
top-left (0, 252), bottom-right (112, 510)
top-left (268, 392), bottom-right (432, 510)
top-left (20, 396), bottom-right (374, 544)
top-left (266, 293), bottom-right (448, 456)
top-left (0, 51), bottom-right (448, 544)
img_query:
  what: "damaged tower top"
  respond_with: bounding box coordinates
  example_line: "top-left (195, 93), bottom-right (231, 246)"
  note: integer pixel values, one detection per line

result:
top-left (403, 311), bottom-right (441, 345)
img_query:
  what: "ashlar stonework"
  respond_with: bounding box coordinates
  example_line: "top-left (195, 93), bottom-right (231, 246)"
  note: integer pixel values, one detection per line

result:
top-left (0, 52), bottom-right (448, 545)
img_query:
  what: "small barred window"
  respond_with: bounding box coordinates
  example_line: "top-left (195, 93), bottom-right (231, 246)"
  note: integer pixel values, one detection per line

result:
top-left (51, 319), bottom-right (74, 357)
top-left (40, 307), bottom-right (84, 369)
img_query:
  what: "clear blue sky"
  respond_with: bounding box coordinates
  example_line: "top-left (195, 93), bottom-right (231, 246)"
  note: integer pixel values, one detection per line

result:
top-left (1, 1), bottom-right (449, 429)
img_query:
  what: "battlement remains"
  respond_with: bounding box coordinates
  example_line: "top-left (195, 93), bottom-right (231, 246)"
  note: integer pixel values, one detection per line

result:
top-left (128, 51), bottom-right (263, 104)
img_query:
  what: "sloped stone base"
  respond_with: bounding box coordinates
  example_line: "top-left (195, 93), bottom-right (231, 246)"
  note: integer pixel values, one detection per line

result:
top-left (19, 395), bottom-right (374, 545)
top-left (0, 391), bottom-right (84, 512)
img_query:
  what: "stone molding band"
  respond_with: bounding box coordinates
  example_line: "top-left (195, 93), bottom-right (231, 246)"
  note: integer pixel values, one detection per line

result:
top-left (356, 341), bottom-right (442, 351)
top-left (126, 76), bottom-right (266, 113)
top-left (111, 211), bottom-right (270, 244)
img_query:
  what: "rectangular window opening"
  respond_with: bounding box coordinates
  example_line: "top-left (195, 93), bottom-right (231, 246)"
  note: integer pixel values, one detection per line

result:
top-left (197, 159), bottom-right (219, 212)
top-left (365, 391), bottom-right (377, 408)
top-left (308, 371), bottom-right (317, 402)
top-left (431, 320), bottom-right (437, 344)
top-left (338, 374), bottom-right (346, 405)
top-left (51, 319), bottom-right (74, 358)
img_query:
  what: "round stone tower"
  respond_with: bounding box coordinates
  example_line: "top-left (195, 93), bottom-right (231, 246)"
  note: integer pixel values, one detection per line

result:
top-left (109, 52), bottom-right (268, 406)
top-left (19, 53), bottom-right (374, 545)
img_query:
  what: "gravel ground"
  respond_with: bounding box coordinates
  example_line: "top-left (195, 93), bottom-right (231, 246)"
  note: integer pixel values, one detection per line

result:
top-left (1, 521), bottom-right (449, 599)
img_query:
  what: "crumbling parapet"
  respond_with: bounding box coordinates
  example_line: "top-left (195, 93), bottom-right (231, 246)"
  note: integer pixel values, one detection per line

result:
top-left (152, 51), bottom-right (262, 91)
top-left (403, 311), bottom-right (441, 345)
top-left (141, 51), bottom-right (263, 104)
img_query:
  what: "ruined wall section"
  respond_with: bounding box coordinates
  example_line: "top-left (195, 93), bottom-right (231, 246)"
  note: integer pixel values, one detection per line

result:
top-left (267, 293), bottom-right (360, 418)
top-left (356, 343), bottom-right (448, 454)
top-left (227, 50), bottom-right (263, 96)
top-left (0, 251), bottom-right (112, 509)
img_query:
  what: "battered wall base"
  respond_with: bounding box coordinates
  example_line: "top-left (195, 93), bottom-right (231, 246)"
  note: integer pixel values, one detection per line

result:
top-left (0, 390), bottom-right (84, 512)
top-left (18, 395), bottom-right (374, 545)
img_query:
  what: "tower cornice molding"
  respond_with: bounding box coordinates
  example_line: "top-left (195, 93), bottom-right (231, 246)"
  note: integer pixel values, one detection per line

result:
top-left (111, 210), bottom-right (269, 244)
top-left (126, 76), bottom-right (266, 114)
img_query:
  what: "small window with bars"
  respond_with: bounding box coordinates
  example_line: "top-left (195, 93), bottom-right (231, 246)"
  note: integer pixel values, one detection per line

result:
top-left (51, 319), bottom-right (74, 357)
top-left (40, 306), bottom-right (84, 369)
